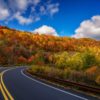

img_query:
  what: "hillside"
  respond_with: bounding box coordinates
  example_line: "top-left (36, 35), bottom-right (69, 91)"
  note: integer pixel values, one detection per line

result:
top-left (0, 26), bottom-right (100, 65)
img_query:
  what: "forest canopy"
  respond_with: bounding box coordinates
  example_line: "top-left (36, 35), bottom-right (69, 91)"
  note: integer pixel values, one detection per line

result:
top-left (0, 26), bottom-right (100, 66)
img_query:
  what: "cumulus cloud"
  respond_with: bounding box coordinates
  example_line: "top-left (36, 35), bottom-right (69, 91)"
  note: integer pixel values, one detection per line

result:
top-left (0, 8), bottom-right (9, 20)
top-left (0, 0), bottom-right (59, 25)
top-left (73, 15), bottom-right (100, 40)
top-left (33, 25), bottom-right (58, 36)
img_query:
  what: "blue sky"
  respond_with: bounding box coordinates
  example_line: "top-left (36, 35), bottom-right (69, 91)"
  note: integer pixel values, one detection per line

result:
top-left (0, 0), bottom-right (100, 39)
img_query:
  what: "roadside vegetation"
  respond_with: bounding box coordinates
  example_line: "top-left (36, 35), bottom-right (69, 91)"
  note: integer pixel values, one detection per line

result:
top-left (0, 26), bottom-right (100, 87)
top-left (28, 49), bottom-right (100, 87)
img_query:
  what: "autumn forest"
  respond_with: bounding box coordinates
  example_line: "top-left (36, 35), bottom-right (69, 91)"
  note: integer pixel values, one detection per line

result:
top-left (0, 26), bottom-right (100, 87)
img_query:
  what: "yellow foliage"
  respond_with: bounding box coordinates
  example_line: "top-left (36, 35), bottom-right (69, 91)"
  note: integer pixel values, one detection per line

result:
top-left (96, 75), bottom-right (100, 85)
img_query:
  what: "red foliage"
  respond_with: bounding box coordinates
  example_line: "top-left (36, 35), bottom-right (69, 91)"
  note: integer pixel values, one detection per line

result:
top-left (18, 56), bottom-right (27, 63)
top-left (28, 56), bottom-right (35, 63)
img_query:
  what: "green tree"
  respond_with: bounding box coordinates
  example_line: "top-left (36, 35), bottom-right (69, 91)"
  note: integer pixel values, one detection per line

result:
top-left (82, 50), bottom-right (96, 69)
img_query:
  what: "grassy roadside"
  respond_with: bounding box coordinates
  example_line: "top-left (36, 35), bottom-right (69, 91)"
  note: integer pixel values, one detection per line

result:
top-left (27, 65), bottom-right (100, 98)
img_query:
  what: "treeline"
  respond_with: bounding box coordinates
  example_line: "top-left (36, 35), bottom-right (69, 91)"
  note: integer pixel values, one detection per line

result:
top-left (0, 26), bottom-right (100, 65)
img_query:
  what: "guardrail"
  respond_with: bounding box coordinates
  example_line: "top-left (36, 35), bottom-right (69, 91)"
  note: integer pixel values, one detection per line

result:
top-left (25, 71), bottom-right (100, 94)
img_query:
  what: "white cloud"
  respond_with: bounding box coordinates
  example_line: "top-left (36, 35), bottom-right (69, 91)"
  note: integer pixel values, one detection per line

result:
top-left (0, 0), bottom-right (10, 20)
top-left (39, 2), bottom-right (59, 16)
top-left (16, 0), bottom-right (28, 10)
top-left (0, 8), bottom-right (9, 20)
top-left (0, 0), bottom-right (59, 25)
top-left (33, 25), bottom-right (58, 36)
top-left (8, 0), bottom-right (40, 11)
top-left (14, 12), bottom-right (33, 25)
top-left (47, 3), bottom-right (59, 16)
top-left (73, 15), bottom-right (100, 40)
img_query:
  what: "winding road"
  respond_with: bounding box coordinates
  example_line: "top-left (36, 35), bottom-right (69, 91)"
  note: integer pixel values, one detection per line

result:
top-left (0, 67), bottom-right (99, 100)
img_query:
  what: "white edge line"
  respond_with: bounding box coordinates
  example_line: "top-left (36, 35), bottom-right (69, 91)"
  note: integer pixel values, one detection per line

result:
top-left (21, 69), bottom-right (88, 100)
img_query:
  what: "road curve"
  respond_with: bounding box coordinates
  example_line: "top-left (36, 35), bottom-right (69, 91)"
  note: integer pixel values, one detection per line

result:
top-left (0, 67), bottom-right (98, 100)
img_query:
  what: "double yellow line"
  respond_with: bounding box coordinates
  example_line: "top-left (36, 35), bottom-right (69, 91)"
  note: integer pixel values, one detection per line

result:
top-left (0, 70), bottom-right (14, 100)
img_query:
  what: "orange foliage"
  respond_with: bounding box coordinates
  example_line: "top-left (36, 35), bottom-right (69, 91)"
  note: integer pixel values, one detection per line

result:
top-left (85, 66), bottom-right (98, 75)
top-left (0, 26), bottom-right (100, 65)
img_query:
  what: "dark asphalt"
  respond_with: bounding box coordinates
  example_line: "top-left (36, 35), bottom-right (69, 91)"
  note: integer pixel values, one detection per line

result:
top-left (1, 67), bottom-right (99, 100)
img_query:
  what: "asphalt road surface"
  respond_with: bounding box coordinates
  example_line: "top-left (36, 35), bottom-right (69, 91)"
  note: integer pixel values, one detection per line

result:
top-left (0, 67), bottom-right (99, 100)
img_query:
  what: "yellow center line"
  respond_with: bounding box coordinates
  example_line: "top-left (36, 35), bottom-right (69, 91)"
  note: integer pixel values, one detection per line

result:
top-left (0, 83), bottom-right (8, 100)
top-left (0, 70), bottom-right (14, 100)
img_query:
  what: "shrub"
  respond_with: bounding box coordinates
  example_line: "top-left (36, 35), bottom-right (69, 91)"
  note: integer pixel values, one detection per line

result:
top-left (66, 53), bottom-right (83, 70)
top-left (82, 50), bottom-right (97, 69)
top-left (54, 52), bottom-right (69, 69)
top-left (96, 76), bottom-right (100, 85)
top-left (68, 70), bottom-right (85, 82)
top-left (85, 66), bottom-right (99, 76)
top-left (83, 66), bottom-right (100, 85)
top-left (17, 56), bottom-right (27, 64)
top-left (63, 68), bottom-right (71, 79)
